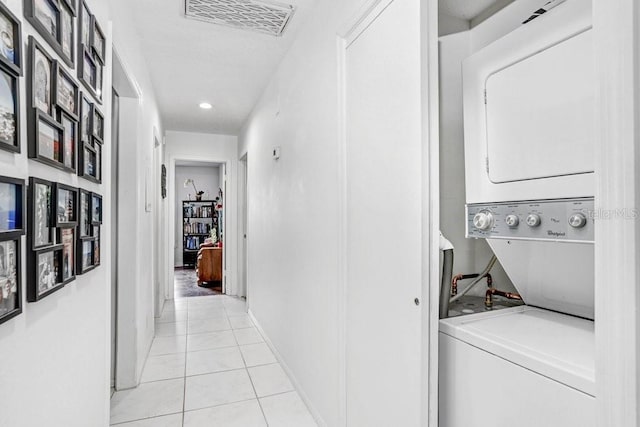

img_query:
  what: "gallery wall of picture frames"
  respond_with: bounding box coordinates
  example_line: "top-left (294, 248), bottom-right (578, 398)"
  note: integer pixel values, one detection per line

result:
top-left (27, 177), bottom-right (102, 302)
top-left (0, 0), bottom-right (109, 319)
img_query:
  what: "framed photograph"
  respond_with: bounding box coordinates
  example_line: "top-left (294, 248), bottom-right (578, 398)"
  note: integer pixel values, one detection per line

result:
top-left (79, 48), bottom-right (99, 101)
top-left (59, 0), bottom-right (77, 17)
top-left (61, 227), bottom-right (74, 284)
top-left (94, 141), bottom-right (102, 182)
top-left (79, 1), bottom-right (91, 48)
top-left (54, 183), bottom-right (77, 227)
top-left (78, 141), bottom-right (98, 182)
top-left (92, 106), bottom-right (103, 142)
top-left (25, 0), bottom-right (74, 68)
top-left (59, 1), bottom-right (74, 65)
top-left (93, 230), bottom-right (100, 266)
top-left (91, 17), bottom-right (105, 65)
top-left (91, 192), bottom-right (101, 224)
top-left (28, 245), bottom-right (63, 301)
top-left (53, 62), bottom-right (79, 120)
top-left (0, 1), bottom-right (23, 76)
top-left (79, 93), bottom-right (91, 144)
top-left (0, 238), bottom-right (21, 324)
top-left (59, 111), bottom-right (76, 171)
top-left (0, 176), bottom-right (25, 239)
top-left (30, 110), bottom-right (68, 170)
top-left (0, 66), bottom-right (19, 153)
top-left (77, 237), bottom-right (94, 274)
top-left (28, 36), bottom-right (53, 117)
top-left (161, 164), bottom-right (167, 199)
top-left (78, 189), bottom-right (90, 237)
top-left (29, 177), bottom-right (53, 249)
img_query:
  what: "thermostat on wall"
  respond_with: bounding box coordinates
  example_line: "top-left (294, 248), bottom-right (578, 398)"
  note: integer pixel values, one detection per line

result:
top-left (272, 146), bottom-right (281, 160)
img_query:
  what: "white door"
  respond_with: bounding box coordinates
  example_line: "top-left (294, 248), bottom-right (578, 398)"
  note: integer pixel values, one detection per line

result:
top-left (344, 0), bottom-right (423, 425)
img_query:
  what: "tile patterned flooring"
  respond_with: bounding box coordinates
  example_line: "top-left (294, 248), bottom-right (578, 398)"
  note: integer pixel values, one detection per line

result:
top-left (110, 295), bottom-right (318, 426)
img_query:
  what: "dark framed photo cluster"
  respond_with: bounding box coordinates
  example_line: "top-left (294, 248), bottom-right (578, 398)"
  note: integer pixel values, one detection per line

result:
top-left (78, 93), bottom-right (102, 182)
top-left (0, 3), bottom-right (22, 154)
top-left (27, 177), bottom-right (79, 301)
top-left (27, 36), bottom-right (80, 173)
top-left (0, 176), bottom-right (25, 324)
top-left (24, 0), bottom-right (76, 68)
top-left (77, 188), bottom-right (100, 273)
top-left (78, 0), bottom-right (103, 103)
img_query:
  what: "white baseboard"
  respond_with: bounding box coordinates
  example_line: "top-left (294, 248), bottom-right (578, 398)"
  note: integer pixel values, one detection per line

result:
top-left (248, 309), bottom-right (327, 427)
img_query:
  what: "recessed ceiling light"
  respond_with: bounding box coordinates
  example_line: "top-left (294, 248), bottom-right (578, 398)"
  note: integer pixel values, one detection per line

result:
top-left (199, 102), bottom-right (213, 109)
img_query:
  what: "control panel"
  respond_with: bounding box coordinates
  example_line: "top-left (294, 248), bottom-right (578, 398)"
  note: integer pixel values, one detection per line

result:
top-left (466, 198), bottom-right (594, 242)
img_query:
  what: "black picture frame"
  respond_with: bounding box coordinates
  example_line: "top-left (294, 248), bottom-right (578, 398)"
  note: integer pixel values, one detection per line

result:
top-left (92, 106), bottom-right (103, 142)
top-left (78, 47), bottom-right (99, 101)
top-left (28, 176), bottom-right (54, 250)
top-left (28, 243), bottom-right (64, 301)
top-left (54, 182), bottom-right (77, 227)
top-left (59, 0), bottom-right (74, 66)
top-left (76, 235), bottom-right (94, 274)
top-left (0, 1), bottom-right (23, 76)
top-left (29, 109), bottom-right (70, 171)
top-left (91, 16), bottom-right (104, 65)
top-left (79, 92), bottom-right (91, 144)
top-left (93, 227), bottom-right (100, 266)
top-left (79, 0), bottom-right (91, 50)
top-left (24, 0), bottom-right (74, 68)
top-left (28, 35), bottom-right (54, 117)
top-left (0, 65), bottom-right (20, 153)
top-left (0, 238), bottom-right (22, 324)
top-left (59, 0), bottom-right (77, 17)
top-left (78, 140), bottom-right (99, 183)
top-left (53, 61), bottom-right (79, 120)
top-left (60, 227), bottom-right (75, 284)
top-left (90, 192), bottom-right (101, 224)
top-left (0, 175), bottom-right (25, 240)
top-left (58, 110), bottom-right (77, 172)
top-left (161, 164), bottom-right (167, 199)
top-left (78, 188), bottom-right (91, 237)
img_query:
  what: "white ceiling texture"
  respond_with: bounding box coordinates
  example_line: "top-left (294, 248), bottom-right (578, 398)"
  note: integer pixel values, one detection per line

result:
top-left (128, 0), bottom-right (317, 135)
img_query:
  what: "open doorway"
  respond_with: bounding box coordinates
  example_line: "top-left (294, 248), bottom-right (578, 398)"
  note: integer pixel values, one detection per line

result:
top-left (173, 160), bottom-right (226, 298)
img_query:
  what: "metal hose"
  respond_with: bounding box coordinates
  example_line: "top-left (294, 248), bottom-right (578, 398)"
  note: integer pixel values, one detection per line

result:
top-left (440, 249), bottom-right (454, 319)
top-left (449, 255), bottom-right (498, 304)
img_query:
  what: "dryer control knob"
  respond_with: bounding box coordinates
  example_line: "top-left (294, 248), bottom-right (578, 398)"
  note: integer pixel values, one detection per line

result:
top-left (473, 211), bottom-right (494, 231)
top-left (569, 213), bottom-right (587, 228)
top-left (526, 214), bottom-right (541, 227)
top-left (505, 215), bottom-right (519, 228)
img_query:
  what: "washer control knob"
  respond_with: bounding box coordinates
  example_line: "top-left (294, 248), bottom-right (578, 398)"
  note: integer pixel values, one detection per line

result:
top-left (473, 211), bottom-right (494, 231)
top-left (526, 214), bottom-right (541, 227)
top-left (505, 215), bottom-right (519, 228)
top-left (569, 213), bottom-right (587, 228)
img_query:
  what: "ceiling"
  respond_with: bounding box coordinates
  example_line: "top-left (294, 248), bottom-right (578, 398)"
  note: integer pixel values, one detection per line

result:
top-left (128, 0), bottom-right (317, 135)
top-left (175, 160), bottom-right (222, 167)
top-left (441, 0), bottom-right (513, 23)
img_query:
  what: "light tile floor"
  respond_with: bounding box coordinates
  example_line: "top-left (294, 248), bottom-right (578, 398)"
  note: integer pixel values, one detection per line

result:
top-left (110, 295), bottom-right (318, 427)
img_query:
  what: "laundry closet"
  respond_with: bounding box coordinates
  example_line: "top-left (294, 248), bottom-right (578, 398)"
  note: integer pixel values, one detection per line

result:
top-left (437, 1), bottom-right (595, 425)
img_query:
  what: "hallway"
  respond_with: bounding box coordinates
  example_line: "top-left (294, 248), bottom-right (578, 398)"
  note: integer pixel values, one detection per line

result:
top-left (109, 295), bottom-right (317, 426)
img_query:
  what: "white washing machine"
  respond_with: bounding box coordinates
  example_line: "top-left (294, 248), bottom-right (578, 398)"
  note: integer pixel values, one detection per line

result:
top-left (440, 1), bottom-right (596, 426)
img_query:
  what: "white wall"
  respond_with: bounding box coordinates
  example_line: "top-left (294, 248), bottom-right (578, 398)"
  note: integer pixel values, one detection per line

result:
top-left (109, 0), bottom-right (165, 390)
top-left (0, 0), bottom-right (113, 425)
top-left (174, 165), bottom-right (220, 266)
top-left (165, 131), bottom-right (238, 296)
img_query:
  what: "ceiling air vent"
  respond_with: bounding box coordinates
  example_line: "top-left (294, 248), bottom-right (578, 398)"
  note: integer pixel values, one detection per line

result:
top-left (185, 0), bottom-right (296, 37)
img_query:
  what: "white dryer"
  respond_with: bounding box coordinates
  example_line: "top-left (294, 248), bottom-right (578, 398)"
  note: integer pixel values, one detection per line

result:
top-left (440, 1), bottom-right (596, 426)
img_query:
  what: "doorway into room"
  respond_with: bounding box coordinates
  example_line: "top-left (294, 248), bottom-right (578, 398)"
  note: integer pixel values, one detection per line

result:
top-left (173, 160), bottom-right (226, 298)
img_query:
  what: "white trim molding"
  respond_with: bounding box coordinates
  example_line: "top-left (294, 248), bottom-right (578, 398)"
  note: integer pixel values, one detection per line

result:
top-left (594, 0), bottom-right (640, 425)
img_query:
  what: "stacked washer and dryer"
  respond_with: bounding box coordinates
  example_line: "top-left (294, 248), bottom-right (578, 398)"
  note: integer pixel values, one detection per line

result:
top-left (439, 1), bottom-right (596, 426)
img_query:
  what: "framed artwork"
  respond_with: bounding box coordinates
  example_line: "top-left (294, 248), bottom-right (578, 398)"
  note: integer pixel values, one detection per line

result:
top-left (59, 0), bottom-right (77, 17)
top-left (94, 141), bottom-right (102, 181)
top-left (61, 227), bottom-right (74, 284)
top-left (28, 36), bottom-right (53, 117)
top-left (79, 93), bottom-right (91, 144)
top-left (161, 164), bottom-right (167, 199)
top-left (78, 48), bottom-right (97, 100)
top-left (29, 177), bottom-right (54, 249)
top-left (79, 189), bottom-right (91, 237)
top-left (91, 192), bottom-right (101, 224)
top-left (28, 244), bottom-right (63, 301)
top-left (0, 66), bottom-right (19, 153)
top-left (59, 111), bottom-right (76, 171)
top-left (0, 238), bottom-right (21, 324)
top-left (91, 17), bottom-right (104, 65)
top-left (0, 176), bottom-right (25, 240)
top-left (53, 62), bottom-right (79, 120)
top-left (76, 237), bottom-right (94, 274)
top-left (0, 1), bottom-right (23, 76)
top-left (54, 183), bottom-right (77, 227)
top-left (25, 0), bottom-right (74, 68)
top-left (93, 228), bottom-right (99, 266)
top-left (79, 1), bottom-right (91, 48)
top-left (30, 109), bottom-right (69, 170)
top-left (92, 106), bottom-right (103, 142)
top-left (79, 141), bottom-right (99, 183)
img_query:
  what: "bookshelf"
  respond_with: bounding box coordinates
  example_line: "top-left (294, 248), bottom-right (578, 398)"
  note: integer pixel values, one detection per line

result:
top-left (182, 200), bottom-right (217, 268)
